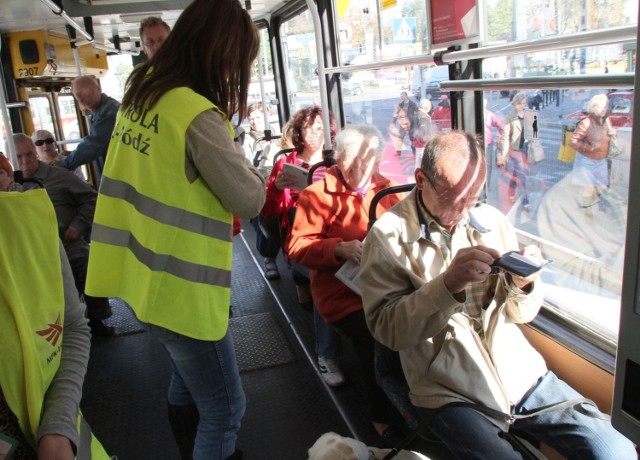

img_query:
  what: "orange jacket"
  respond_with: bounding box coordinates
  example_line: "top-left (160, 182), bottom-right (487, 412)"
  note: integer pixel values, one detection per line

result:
top-left (287, 167), bottom-right (400, 323)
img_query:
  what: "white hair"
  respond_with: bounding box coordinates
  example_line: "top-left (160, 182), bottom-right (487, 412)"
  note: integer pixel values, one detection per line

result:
top-left (587, 94), bottom-right (608, 115)
top-left (334, 124), bottom-right (385, 162)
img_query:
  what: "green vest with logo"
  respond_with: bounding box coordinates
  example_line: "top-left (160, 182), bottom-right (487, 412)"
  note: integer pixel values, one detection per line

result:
top-left (86, 87), bottom-right (234, 341)
top-left (0, 189), bottom-right (109, 459)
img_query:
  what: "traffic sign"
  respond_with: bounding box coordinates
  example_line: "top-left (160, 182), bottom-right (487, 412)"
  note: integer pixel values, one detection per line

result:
top-left (393, 18), bottom-right (417, 44)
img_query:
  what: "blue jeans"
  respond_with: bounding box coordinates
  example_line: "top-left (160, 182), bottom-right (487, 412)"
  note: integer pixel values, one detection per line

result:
top-left (146, 323), bottom-right (246, 460)
top-left (416, 372), bottom-right (636, 459)
top-left (313, 305), bottom-right (342, 358)
top-left (507, 148), bottom-right (529, 205)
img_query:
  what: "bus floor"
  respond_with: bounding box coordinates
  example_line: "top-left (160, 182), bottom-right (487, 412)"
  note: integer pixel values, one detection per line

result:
top-left (80, 220), bottom-right (453, 459)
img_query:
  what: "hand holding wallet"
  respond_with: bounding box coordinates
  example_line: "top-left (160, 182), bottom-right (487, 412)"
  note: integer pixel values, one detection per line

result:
top-left (491, 251), bottom-right (552, 277)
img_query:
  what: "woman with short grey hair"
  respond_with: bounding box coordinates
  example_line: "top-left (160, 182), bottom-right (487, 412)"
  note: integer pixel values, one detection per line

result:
top-left (288, 124), bottom-right (404, 444)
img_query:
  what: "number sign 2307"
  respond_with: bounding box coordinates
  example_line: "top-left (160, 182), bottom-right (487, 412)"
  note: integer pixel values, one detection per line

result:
top-left (18, 67), bottom-right (39, 77)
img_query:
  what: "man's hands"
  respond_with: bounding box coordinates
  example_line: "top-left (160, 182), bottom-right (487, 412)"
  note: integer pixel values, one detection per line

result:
top-left (63, 225), bottom-right (81, 244)
top-left (507, 245), bottom-right (543, 291)
top-left (443, 246), bottom-right (500, 296)
top-left (443, 245), bottom-right (542, 296)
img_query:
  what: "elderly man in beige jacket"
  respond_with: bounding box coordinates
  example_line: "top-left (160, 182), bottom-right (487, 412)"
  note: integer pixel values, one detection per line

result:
top-left (360, 131), bottom-right (635, 459)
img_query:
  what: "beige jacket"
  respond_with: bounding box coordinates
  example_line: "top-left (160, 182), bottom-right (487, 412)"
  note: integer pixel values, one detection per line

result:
top-left (500, 111), bottom-right (525, 160)
top-left (360, 190), bottom-right (547, 428)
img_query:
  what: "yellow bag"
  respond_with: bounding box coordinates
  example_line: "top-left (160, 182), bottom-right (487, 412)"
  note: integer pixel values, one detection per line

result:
top-left (557, 128), bottom-right (576, 163)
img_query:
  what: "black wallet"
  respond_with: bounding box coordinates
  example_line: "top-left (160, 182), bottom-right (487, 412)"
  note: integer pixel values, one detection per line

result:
top-left (491, 251), bottom-right (551, 277)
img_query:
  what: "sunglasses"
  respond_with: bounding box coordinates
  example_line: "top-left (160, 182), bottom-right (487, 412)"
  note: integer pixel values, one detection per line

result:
top-left (34, 138), bottom-right (55, 147)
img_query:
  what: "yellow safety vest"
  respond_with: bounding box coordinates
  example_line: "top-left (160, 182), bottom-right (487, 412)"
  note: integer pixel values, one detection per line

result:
top-left (86, 87), bottom-right (234, 341)
top-left (0, 189), bottom-right (109, 459)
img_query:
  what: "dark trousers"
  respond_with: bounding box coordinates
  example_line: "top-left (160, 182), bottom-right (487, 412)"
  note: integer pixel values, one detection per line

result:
top-left (64, 238), bottom-right (112, 320)
top-left (332, 309), bottom-right (400, 424)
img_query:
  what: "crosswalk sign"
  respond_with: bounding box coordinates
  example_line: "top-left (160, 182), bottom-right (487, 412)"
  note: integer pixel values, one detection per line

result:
top-left (393, 18), bottom-right (416, 44)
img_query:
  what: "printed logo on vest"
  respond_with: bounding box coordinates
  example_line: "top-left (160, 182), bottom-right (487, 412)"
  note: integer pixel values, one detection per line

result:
top-left (36, 313), bottom-right (63, 347)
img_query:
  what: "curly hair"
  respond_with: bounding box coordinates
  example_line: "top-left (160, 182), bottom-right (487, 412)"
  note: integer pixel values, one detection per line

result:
top-left (289, 106), bottom-right (336, 153)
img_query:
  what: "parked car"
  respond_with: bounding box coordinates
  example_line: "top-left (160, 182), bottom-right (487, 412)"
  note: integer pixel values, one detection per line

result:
top-left (564, 91), bottom-right (633, 129)
top-left (423, 66), bottom-right (450, 101)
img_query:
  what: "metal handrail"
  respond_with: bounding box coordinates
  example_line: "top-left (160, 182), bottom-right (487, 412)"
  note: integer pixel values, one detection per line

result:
top-left (39, 0), bottom-right (93, 41)
top-left (324, 25), bottom-right (637, 76)
top-left (305, 0), bottom-right (332, 148)
top-left (440, 74), bottom-right (635, 92)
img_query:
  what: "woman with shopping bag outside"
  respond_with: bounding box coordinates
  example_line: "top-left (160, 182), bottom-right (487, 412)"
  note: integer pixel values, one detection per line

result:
top-left (569, 94), bottom-right (616, 211)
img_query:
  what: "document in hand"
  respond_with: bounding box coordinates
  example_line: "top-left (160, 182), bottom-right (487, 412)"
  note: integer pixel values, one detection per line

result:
top-left (335, 258), bottom-right (362, 296)
top-left (283, 163), bottom-right (309, 191)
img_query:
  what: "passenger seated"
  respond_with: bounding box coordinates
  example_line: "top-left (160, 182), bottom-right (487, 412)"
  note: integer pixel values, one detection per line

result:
top-left (32, 129), bottom-right (87, 181)
top-left (242, 102), bottom-right (279, 174)
top-left (0, 156), bottom-right (109, 458)
top-left (14, 133), bottom-right (114, 337)
top-left (287, 124), bottom-right (405, 441)
top-left (0, 153), bottom-right (17, 192)
top-left (263, 106), bottom-right (347, 386)
top-left (360, 131), bottom-right (637, 459)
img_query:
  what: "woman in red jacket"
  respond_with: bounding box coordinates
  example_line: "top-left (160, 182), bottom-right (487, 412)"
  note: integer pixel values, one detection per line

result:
top-left (287, 124), bottom-right (403, 442)
top-left (261, 106), bottom-right (347, 386)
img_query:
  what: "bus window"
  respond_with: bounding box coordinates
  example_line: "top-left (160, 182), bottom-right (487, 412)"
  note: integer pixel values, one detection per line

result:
top-left (57, 94), bottom-right (81, 149)
top-left (334, 0), bottom-right (428, 64)
top-left (249, 28), bottom-right (277, 106)
top-left (482, 84), bottom-right (632, 345)
top-left (478, 0), bottom-right (638, 347)
top-left (0, 116), bottom-right (5, 144)
top-left (246, 27), bottom-right (281, 134)
top-left (281, 10), bottom-right (320, 113)
top-left (28, 95), bottom-right (55, 134)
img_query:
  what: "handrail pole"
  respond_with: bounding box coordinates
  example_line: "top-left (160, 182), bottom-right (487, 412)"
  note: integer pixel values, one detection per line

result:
top-left (324, 25), bottom-right (637, 76)
top-left (39, 0), bottom-right (93, 41)
top-left (257, 44), bottom-right (271, 133)
top-left (305, 0), bottom-right (332, 148)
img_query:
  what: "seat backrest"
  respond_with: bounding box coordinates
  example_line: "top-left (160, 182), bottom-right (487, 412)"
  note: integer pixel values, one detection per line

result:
top-left (307, 154), bottom-right (337, 186)
top-left (272, 148), bottom-right (295, 166)
top-left (367, 183), bottom-right (415, 231)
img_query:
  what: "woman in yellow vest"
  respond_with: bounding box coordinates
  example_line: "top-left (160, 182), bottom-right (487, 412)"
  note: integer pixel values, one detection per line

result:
top-left (85, 0), bottom-right (265, 459)
top-left (0, 157), bottom-right (109, 459)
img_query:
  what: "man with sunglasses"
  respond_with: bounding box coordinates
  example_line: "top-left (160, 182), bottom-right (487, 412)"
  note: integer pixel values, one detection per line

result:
top-left (15, 133), bottom-right (114, 337)
top-left (359, 131), bottom-right (635, 459)
top-left (32, 130), bottom-right (86, 181)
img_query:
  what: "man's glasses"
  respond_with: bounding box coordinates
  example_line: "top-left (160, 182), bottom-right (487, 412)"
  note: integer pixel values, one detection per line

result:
top-left (143, 39), bottom-right (165, 47)
top-left (34, 138), bottom-right (55, 147)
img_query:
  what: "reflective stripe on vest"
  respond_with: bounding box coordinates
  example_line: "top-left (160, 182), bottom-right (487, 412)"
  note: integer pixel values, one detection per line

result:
top-left (0, 190), bottom-right (109, 459)
top-left (86, 87), bottom-right (234, 340)
top-left (77, 413), bottom-right (111, 459)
